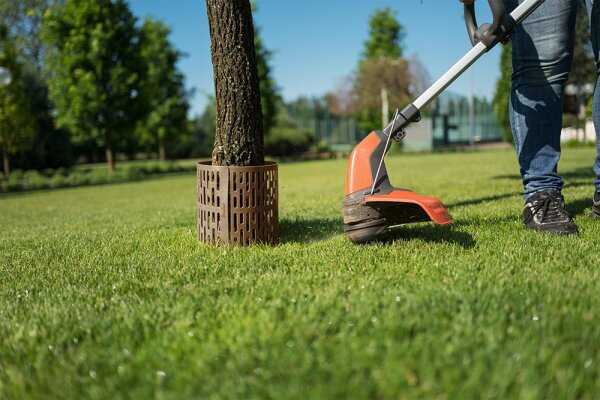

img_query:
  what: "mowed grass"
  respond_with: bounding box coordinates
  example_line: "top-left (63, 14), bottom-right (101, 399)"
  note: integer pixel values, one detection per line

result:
top-left (1, 147), bottom-right (600, 399)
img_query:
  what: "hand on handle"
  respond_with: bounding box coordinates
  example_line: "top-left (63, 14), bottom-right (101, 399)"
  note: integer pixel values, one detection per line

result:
top-left (463, 0), bottom-right (507, 47)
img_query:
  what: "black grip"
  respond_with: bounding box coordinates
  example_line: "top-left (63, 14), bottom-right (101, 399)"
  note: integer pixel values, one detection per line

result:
top-left (464, 0), bottom-right (508, 48)
top-left (464, 4), bottom-right (478, 47)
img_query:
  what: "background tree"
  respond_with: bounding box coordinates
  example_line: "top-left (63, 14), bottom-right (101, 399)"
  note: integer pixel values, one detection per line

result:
top-left (206, 0), bottom-right (264, 166)
top-left (252, 4), bottom-right (279, 138)
top-left (353, 58), bottom-right (410, 131)
top-left (136, 18), bottom-right (190, 162)
top-left (563, 2), bottom-right (596, 136)
top-left (362, 7), bottom-right (404, 60)
top-left (0, 27), bottom-right (34, 178)
top-left (353, 7), bottom-right (408, 132)
top-left (42, 0), bottom-right (143, 172)
top-left (493, 44), bottom-right (513, 144)
top-left (0, 0), bottom-right (49, 71)
top-left (0, 0), bottom-right (71, 170)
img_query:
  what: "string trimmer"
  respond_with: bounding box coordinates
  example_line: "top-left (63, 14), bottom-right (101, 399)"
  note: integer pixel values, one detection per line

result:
top-left (343, 0), bottom-right (545, 243)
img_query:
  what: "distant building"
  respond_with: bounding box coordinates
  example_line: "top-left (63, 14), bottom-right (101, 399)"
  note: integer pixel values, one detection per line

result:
top-left (404, 92), bottom-right (502, 151)
top-left (285, 92), bottom-right (503, 152)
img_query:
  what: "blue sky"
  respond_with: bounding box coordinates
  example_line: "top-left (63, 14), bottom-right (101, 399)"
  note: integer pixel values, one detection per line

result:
top-left (129, 0), bottom-right (501, 117)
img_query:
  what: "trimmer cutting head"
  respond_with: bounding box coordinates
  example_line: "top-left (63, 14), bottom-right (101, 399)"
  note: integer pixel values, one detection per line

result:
top-left (340, 0), bottom-right (546, 243)
top-left (342, 130), bottom-right (453, 243)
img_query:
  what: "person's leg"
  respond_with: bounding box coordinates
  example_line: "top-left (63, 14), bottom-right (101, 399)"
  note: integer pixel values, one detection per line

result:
top-left (506, 0), bottom-right (578, 199)
top-left (584, 0), bottom-right (600, 193)
top-left (583, 0), bottom-right (600, 218)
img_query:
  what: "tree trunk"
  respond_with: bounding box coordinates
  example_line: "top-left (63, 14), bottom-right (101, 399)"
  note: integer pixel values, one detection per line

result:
top-left (105, 145), bottom-right (115, 173)
top-left (159, 140), bottom-right (166, 162)
top-left (206, 0), bottom-right (264, 166)
top-left (2, 148), bottom-right (10, 180)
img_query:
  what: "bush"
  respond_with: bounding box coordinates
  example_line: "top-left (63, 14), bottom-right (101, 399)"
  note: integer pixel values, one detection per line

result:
top-left (10, 170), bottom-right (25, 180)
top-left (3, 175), bottom-right (23, 192)
top-left (41, 168), bottom-right (55, 178)
top-left (311, 141), bottom-right (330, 153)
top-left (0, 161), bottom-right (195, 194)
top-left (89, 169), bottom-right (111, 185)
top-left (159, 161), bottom-right (176, 173)
top-left (264, 128), bottom-right (316, 157)
top-left (122, 164), bottom-right (143, 180)
top-left (143, 162), bottom-right (162, 175)
top-left (69, 170), bottom-right (91, 186)
top-left (23, 170), bottom-right (48, 190)
top-left (54, 167), bottom-right (68, 177)
top-left (50, 172), bottom-right (68, 188)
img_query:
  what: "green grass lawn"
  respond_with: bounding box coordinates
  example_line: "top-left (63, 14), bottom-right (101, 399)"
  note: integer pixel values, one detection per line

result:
top-left (1, 148), bottom-right (599, 399)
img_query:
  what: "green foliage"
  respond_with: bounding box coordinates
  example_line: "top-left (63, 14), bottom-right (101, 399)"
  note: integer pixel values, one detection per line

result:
top-left (493, 44), bottom-right (513, 144)
top-left (2, 149), bottom-right (600, 397)
top-left (361, 7), bottom-right (405, 61)
top-left (42, 0), bottom-right (144, 171)
top-left (264, 127), bottom-right (316, 157)
top-left (0, 27), bottom-right (35, 177)
top-left (136, 18), bottom-right (190, 160)
top-left (23, 169), bottom-right (47, 189)
top-left (566, 3), bottom-right (596, 90)
top-left (562, 113), bottom-right (578, 129)
top-left (0, 160), bottom-right (197, 193)
top-left (354, 8), bottom-right (407, 132)
top-left (184, 96), bottom-right (217, 159)
top-left (0, 0), bottom-right (49, 69)
top-left (0, 1), bottom-right (72, 171)
top-left (563, 3), bottom-right (596, 127)
top-left (254, 27), bottom-right (279, 136)
top-left (251, 3), bottom-right (279, 136)
top-left (49, 170), bottom-right (67, 188)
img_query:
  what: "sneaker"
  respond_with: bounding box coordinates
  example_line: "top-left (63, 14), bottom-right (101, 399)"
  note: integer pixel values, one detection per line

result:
top-left (522, 189), bottom-right (578, 235)
top-left (591, 191), bottom-right (600, 219)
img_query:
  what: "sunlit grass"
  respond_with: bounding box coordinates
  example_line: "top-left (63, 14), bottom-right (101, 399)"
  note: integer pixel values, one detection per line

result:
top-left (1, 147), bottom-right (599, 398)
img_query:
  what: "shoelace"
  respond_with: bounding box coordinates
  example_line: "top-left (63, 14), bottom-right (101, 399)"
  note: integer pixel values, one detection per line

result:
top-left (530, 192), bottom-right (571, 223)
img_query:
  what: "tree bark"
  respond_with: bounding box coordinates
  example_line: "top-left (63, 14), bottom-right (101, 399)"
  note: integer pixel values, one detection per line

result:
top-left (206, 0), bottom-right (264, 166)
top-left (2, 148), bottom-right (10, 179)
top-left (105, 145), bottom-right (115, 173)
top-left (158, 140), bottom-right (166, 162)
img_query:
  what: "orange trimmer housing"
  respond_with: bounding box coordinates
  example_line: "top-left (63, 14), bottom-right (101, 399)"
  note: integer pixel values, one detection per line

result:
top-left (342, 129), bottom-right (453, 242)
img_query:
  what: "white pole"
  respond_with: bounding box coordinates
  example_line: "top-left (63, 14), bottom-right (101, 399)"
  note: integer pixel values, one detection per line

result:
top-left (381, 87), bottom-right (389, 129)
top-left (468, 69), bottom-right (475, 146)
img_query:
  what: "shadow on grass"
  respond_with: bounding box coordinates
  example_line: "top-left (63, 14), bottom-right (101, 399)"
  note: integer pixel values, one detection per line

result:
top-left (493, 167), bottom-right (594, 182)
top-left (378, 223), bottom-right (476, 249)
top-left (279, 217), bottom-right (475, 249)
top-left (280, 217), bottom-right (344, 243)
top-left (568, 197), bottom-right (595, 217)
top-left (447, 192), bottom-right (520, 208)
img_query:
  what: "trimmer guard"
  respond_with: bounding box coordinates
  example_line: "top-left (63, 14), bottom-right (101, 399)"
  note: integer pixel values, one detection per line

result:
top-left (365, 190), bottom-right (454, 226)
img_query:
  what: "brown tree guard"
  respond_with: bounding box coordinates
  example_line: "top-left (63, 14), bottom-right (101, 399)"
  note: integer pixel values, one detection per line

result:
top-left (206, 0), bottom-right (265, 166)
top-left (197, 161), bottom-right (279, 245)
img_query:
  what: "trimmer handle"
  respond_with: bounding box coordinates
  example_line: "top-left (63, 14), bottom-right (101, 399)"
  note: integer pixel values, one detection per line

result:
top-left (464, 0), bottom-right (510, 48)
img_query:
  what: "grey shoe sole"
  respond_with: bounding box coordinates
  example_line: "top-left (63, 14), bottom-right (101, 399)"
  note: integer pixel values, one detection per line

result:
top-left (524, 222), bottom-right (578, 235)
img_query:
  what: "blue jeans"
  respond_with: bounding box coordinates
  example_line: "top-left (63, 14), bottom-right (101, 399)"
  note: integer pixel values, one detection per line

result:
top-left (506, 0), bottom-right (600, 199)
